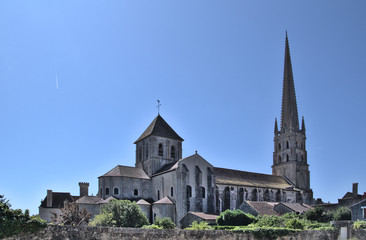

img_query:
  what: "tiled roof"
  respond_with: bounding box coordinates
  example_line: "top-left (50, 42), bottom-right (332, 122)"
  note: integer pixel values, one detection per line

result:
top-left (40, 192), bottom-right (74, 208)
top-left (75, 196), bottom-right (102, 204)
top-left (153, 196), bottom-right (174, 205)
top-left (134, 115), bottom-right (183, 143)
top-left (246, 201), bottom-right (280, 216)
top-left (136, 199), bottom-right (151, 205)
top-left (189, 212), bottom-right (218, 220)
top-left (97, 196), bottom-right (116, 204)
top-left (214, 167), bottom-right (293, 189)
top-left (276, 202), bottom-right (312, 214)
top-left (100, 165), bottom-right (150, 179)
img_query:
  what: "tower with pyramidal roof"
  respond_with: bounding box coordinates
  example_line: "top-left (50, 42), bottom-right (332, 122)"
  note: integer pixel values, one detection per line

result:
top-left (272, 33), bottom-right (313, 204)
top-left (134, 114), bottom-right (184, 177)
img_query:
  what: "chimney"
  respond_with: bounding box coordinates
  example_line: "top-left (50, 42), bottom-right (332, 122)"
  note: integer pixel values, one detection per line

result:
top-left (47, 190), bottom-right (52, 207)
top-left (353, 183), bottom-right (358, 196)
top-left (79, 182), bottom-right (89, 197)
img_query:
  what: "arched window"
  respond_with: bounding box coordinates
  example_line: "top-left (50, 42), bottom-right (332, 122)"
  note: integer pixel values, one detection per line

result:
top-left (134, 189), bottom-right (138, 196)
top-left (106, 187), bottom-right (110, 195)
top-left (201, 187), bottom-right (206, 198)
top-left (157, 190), bottom-right (160, 200)
top-left (278, 143), bottom-right (281, 150)
top-left (278, 155), bottom-right (282, 163)
top-left (301, 155), bottom-right (304, 162)
top-left (286, 154), bottom-right (289, 162)
top-left (114, 187), bottom-right (119, 195)
top-left (171, 187), bottom-right (174, 197)
top-left (286, 141), bottom-right (289, 149)
top-left (171, 146), bottom-right (175, 158)
top-left (158, 143), bottom-right (163, 156)
top-left (186, 185), bottom-right (192, 198)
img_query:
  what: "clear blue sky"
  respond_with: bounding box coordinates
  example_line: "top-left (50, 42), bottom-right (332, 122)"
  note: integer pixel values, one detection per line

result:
top-left (1, 1), bottom-right (365, 215)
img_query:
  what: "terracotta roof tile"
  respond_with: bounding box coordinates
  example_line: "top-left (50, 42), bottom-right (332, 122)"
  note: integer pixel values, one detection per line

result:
top-left (246, 201), bottom-right (281, 216)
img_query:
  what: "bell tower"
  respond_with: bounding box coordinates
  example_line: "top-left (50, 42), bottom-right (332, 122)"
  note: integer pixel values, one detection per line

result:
top-left (272, 33), bottom-right (312, 202)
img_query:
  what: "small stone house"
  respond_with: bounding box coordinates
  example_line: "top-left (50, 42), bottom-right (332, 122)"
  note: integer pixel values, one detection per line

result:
top-left (179, 212), bottom-right (219, 229)
top-left (350, 199), bottom-right (366, 221)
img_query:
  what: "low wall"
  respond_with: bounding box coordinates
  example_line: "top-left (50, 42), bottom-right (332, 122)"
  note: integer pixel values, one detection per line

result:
top-left (5, 225), bottom-right (342, 240)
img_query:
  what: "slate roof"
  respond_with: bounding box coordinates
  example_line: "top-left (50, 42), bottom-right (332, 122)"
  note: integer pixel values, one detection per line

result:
top-left (40, 192), bottom-right (74, 208)
top-left (100, 165), bottom-right (150, 180)
top-left (153, 161), bottom-right (179, 176)
top-left (342, 192), bottom-right (361, 199)
top-left (246, 201), bottom-right (280, 216)
top-left (134, 115), bottom-right (184, 143)
top-left (76, 196), bottom-right (103, 204)
top-left (153, 196), bottom-right (174, 205)
top-left (214, 167), bottom-right (293, 189)
top-left (189, 212), bottom-right (219, 220)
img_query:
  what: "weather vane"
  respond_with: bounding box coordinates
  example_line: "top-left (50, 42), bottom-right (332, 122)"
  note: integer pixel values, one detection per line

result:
top-left (157, 100), bottom-right (161, 115)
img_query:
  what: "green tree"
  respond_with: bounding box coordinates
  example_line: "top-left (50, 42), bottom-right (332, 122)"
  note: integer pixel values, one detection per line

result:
top-left (333, 207), bottom-right (351, 221)
top-left (304, 207), bottom-right (324, 222)
top-left (0, 195), bottom-right (46, 239)
top-left (90, 199), bottom-right (148, 228)
top-left (52, 201), bottom-right (91, 226)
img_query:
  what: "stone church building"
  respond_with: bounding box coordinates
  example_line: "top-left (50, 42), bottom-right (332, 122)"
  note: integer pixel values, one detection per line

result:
top-left (97, 34), bottom-right (313, 224)
top-left (40, 35), bottom-right (313, 225)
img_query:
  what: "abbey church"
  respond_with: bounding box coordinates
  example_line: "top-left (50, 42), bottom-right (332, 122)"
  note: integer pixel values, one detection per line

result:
top-left (40, 35), bottom-right (314, 225)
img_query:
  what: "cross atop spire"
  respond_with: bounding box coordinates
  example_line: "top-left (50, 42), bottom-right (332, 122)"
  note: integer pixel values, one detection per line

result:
top-left (280, 33), bottom-right (299, 133)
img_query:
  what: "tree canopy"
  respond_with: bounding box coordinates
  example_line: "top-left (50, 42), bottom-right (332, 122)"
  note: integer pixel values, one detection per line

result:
top-left (90, 199), bottom-right (149, 228)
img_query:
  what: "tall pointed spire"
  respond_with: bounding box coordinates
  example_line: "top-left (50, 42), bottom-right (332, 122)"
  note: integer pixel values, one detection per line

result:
top-left (280, 32), bottom-right (299, 133)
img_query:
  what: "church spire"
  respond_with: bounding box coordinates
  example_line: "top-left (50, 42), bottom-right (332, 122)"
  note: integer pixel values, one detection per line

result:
top-left (280, 32), bottom-right (299, 133)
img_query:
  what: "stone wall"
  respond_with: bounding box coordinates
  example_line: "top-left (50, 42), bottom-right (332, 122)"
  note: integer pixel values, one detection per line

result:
top-left (5, 225), bottom-right (343, 240)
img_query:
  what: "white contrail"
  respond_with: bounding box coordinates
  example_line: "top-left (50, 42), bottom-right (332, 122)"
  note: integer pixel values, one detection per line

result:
top-left (56, 74), bottom-right (59, 89)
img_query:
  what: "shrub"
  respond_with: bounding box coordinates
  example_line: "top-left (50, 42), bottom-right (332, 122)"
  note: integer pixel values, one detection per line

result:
top-left (142, 224), bottom-right (162, 229)
top-left (0, 195), bottom-right (47, 238)
top-left (354, 220), bottom-right (366, 229)
top-left (186, 221), bottom-right (212, 230)
top-left (333, 207), bottom-right (351, 221)
top-left (304, 207), bottom-right (324, 222)
top-left (255, 215), bottom-right (283, 228)
top-left (154, 217), bottom-right (176, 229)
top-left (90, 199), bottom-right (149, 228)
top-left (284, 218), bottom-right (304, 230)
top-left (216, 209), bottom-right (256, 226)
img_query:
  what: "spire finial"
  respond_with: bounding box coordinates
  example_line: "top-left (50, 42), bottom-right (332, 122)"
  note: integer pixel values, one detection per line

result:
top-left (156, 100), bottom-right (161, 115)
top-left (301, 116), bottom-right (306, 133)
top-left (274, 118), bottom-right (278, 135)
